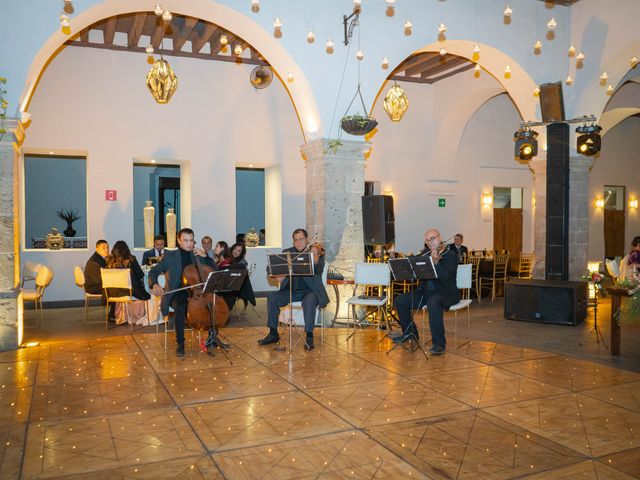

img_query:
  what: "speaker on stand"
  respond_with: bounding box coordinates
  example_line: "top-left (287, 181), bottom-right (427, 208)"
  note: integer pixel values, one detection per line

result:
top-left (362, 195), bottom-right (395, 246)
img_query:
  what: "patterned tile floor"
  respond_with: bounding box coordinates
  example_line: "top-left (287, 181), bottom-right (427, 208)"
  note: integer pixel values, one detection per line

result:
top-left (3, 324), bottom-right (640, 479)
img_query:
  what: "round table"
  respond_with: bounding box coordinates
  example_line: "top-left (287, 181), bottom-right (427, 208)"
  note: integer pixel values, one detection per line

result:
top-left (326, 278), bottom-right (355, 325)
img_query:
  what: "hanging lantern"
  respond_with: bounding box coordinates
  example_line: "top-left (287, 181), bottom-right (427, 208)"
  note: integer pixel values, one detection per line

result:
top-left (146, 58), bottom-right (178, 104)
top-left (383, 83), bottom-right (409, 122)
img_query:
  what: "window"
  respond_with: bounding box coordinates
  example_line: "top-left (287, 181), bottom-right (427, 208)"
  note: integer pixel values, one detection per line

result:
top-left (236, 167), bottom-right (265, 245)
top-left (133, 163), bottom-right (181, 248)
top-left (604, 185), bottom-right (625, 211)
top-left (493, 187), bottom-right (523, 208)
top-left (24, 154), bottom-right (87, 249)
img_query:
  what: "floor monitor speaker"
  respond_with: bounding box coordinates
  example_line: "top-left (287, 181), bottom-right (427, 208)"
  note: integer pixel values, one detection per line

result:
top-left (362, 195), bottom-right (395, 245)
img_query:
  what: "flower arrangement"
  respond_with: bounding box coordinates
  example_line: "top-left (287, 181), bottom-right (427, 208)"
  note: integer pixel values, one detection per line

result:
top-left (614, 278), bottom-right (640, 324)
top-left (583, 271), bottom-right (605, 290)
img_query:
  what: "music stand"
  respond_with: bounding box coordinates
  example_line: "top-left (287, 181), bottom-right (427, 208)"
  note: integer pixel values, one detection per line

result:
top-left (201, 269), bottom-right (248, 361)
top-left (268, 251), bottom-right (315, 352)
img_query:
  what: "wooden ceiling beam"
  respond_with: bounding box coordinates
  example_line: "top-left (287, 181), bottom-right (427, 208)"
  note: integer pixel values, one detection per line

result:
top-left (150, 18), bottom-right (165, 50)
top-left (403, 54), bottom-right (449, 76)
top-left (397, 53), bottom-right (439, 76)
top-left (191, 24), bottom-right (218, 54)
top-left (420, 56), bottom-right (468, 78)
top-left (128, 13), bottom-right (147, 48)
top-left (102, 17), bottom-right (117, 45)
top-left (173, 17), bottom-right (198, 52)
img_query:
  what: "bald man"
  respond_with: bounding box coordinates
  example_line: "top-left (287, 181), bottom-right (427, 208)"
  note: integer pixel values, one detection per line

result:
top-left (393, 229), bottom-right (460, 355)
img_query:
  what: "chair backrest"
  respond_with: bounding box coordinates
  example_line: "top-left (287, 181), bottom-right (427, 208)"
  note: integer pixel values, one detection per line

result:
top-left (519, 253), bottom-right (535, 278)
top-left (468, 255), bottom-right (481, 280)
top-left (35, 265), bottom-right (54, 289)
top-left (73, 265), bottom-right (85, 288)
top-left (605, 258), bottom-right (620, 278)
top-left (100, 268), bottom-right (132, 290)
top-left (355, 262), bottom-right (390, 286)
top-left (21, 261), bottom-right (43, 285)
top-left (494, 253), bottom-right (509, 276)
top-left (456, 264), bottom-right (473, 289)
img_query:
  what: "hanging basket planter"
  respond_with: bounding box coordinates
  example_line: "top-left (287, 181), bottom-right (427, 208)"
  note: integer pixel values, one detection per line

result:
top-left (340, 115), bottom-right (378, 135)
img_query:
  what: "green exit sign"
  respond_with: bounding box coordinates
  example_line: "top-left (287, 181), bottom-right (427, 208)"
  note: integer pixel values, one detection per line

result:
top-left (438, 198), bottom-right (446, 208)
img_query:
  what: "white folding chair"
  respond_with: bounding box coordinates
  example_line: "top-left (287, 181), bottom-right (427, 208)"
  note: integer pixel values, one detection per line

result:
top-left (101, 268), bottom-right (148, 331)
top-left (21, 265), bottom-right (54, 328)
top-left (74, 265), bottom-right (103, 323)
top-left (422, 264), bottom-right (473, 348)
top-left (345, 263), bottom-right (390, 341)
top-left (21, 261), bottom-right (43, 288)
top-left (279, 303), bottom-right (325, 346)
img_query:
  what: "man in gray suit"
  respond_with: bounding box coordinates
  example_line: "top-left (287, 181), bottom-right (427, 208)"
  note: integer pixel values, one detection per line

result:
top-left (259, 228), bottom-right (329, 350)
top-left (150, 228), bottom-right (214, 357)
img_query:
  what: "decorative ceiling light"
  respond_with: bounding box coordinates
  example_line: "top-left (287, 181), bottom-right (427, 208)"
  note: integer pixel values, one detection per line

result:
top-left (307, 31), bottom-right (315, 44)
top-left (59, 14), bottom-right (71, 34)
top-left (547, 17), bottom-right (557, 30)
top-left (600, 71), bottom-right (608, 86)
top-left (162, 9), bottom-right (172, 22)
top-left (154, 4), bottom-right (163, 16)
top-left (631, 56), bottom-right (639, 67)
top-left (353, 0), bottom-right (361, 11)
top-left (472, 43), bottom-right (480, 60)
top-left (474, 63), bottom-right (481, 76)
top-left (251, 0), bottom-right (260, 13)
top-left (146, 58), bottom-right (178, 104)
top-left (568, 45), bottom-right (576, 56)
top-left (403, 20), bottom-right (413, 36)
top-left (287, 72), bottom-right (295, 82)
top-left (234, 44), bottom-right (243, 56)
top-left (566, 75), bottom-right (573, 85)
top-left (606, 84), bottom-right (614, 95)
top-left (273, 17), bottom-right (283, 37)
top-left (533, 85), bottom-right (540, 96)
top-left (439, 47), bottom-right (447, 56)
top-left (386, 0), bottom-right (396, 4)
top-left (383, 82), bottom-right (409, 122)
top-left (219, 34), bottom-right (228, 45)
top-left (325, 38), bottom-right (334, 54)
top-left (576, 52), bottom-right (585, 62)
top-left (504, 65), bottom-right (512, 78)
top-left (503, 4), bottom-right (512, 17)
top-left (438, 22), bottom-right (447, 34)
top-left (146, 44), bottom-right (154, 54)
top-left (534, 40), bottom-right (542, 51)
top-left (356, 50), bottom-right (364, 61)
top-left (386, 0), bottom-right (396, 14)
top-left (381, 57), bottom-right (390, 69)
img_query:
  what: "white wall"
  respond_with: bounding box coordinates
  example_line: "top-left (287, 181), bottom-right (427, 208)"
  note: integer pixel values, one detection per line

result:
top-left (21, 46), bottom-right (305, 301)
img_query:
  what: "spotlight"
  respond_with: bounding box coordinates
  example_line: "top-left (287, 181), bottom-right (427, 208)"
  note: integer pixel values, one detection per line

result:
top-left (513, 127), bottom-right (538, 160)
top-left (576, 124), bottom-right (602, 157)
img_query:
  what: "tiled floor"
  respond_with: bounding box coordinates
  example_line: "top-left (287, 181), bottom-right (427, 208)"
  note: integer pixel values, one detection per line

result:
top-left (4, 307), bottom-right (640, 479)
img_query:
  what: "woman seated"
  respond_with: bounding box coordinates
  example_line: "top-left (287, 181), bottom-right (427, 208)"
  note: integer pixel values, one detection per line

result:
top-left (222, 242), bottom-right (256, 310)
top-left (213, 241), bottom-right (232, 268)
top-left (106, 240), bottom-right (150, 324)
top-left (620, 236), bottom-right (640, 281)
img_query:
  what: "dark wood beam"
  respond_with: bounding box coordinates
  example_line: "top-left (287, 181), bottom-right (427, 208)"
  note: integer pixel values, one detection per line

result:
top-left (191, 24), bottom-right (218, 54)
top-left (395, 53), bottom-right (439, 76)
top-left (128, 13), bottom-right (147, 48)
top-left (102, 17), bottom-right (117, 45)
top-left (421, 57), bottom-right (469, 79)
top-left (403, 54), bottom-right (448, 76)
top-left (150, 18), bottom-right (165, 50)
top-left (174, 17), bottom-right (198, 52)
top-left (428, 62), bottom-right (476, 82)
top-left (391, 62), bottom-right (476, 84)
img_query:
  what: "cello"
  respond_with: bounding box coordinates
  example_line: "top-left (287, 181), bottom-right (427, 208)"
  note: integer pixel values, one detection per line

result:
top-left (181, 254), bottom-right (229, 331)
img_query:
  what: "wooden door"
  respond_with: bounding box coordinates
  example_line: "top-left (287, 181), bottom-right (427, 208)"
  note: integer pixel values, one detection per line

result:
top-left (604, 210), bottom-right (625, 258)
top-left (493, 208), bottom-right (523, 255)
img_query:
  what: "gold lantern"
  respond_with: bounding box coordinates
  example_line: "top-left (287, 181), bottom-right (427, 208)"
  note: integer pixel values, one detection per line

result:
top-left (383, 82), bottom-right (409, 122)
top-left (146, 58), bottom-right (178, 104)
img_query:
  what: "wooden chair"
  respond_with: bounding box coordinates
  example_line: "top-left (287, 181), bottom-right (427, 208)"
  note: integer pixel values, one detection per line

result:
top-left (74, 266), bottom-right (103, 323)
top-left (479, 253), bottom-right (509, 301)
top-left (101, 268), bottom-right (148, 331)
top-left (467, 255), bottom-right (482, 303)
top-left (21, 261), bottom-right (43, 287)
top-left (21, 265), bottom-right (54, 328)
top-left (516, 253), bottom-right (535, 279)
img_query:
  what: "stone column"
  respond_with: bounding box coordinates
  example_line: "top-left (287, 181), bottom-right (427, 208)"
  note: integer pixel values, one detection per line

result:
top-left (529, 154), bottom-right (547, 279)
top-left (301, 138), bottom-right (370, 318)
top-left (0, 118), bottom-right (23, 351)
top-left (568, 156), bottom-right (595, 281)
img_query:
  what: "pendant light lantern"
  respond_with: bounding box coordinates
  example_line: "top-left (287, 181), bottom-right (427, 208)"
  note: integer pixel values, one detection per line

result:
top-left (383, 82), bottom-right (409, 122)
top-left (146, 58), bottom-right (178, 104)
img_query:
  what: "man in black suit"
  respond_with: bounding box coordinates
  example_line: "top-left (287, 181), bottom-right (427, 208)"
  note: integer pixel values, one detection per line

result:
top-left (258, 228), bottom-right (329, 350)
top-left (451, 233), bottom-right (469, 264)
top-left (142, 235), bottom-right (166, 266)
top-left (149, 228), bottom-right (214, 357)
top-left (84, 239), bottom-right (115, 320)
top-left (393, 229), bottom-right (460, 355)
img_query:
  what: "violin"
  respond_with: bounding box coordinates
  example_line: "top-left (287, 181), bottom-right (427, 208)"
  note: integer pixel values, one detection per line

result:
top-left (182, 252), bottom-right (229, 331)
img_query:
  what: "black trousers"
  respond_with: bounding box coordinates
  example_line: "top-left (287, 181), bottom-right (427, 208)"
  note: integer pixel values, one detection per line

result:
top-left (394, 288), bottom-right (449, 347)
top-left (267, 289), bottom-right (318, 334)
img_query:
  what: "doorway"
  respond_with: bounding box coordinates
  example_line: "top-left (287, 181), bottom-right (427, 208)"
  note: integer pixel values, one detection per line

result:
top-left (493, 187), bottom-right (523, 254)
top-left (604, 185), bottom-right (625, 258)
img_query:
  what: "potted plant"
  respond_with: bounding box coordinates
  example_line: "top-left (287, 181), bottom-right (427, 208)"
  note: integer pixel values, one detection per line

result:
top-left (340, 113), bottom-right (378, 136)
top-left (56, 207), bottom-right (81, 237)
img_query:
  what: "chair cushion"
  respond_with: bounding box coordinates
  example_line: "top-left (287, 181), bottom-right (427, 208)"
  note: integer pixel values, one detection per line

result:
top-left (346, 296), bottom-right (387, 306)
top-left (449, 299), bottom-right (472, 311)
top-left (20, 289), bottom-right (40, 300)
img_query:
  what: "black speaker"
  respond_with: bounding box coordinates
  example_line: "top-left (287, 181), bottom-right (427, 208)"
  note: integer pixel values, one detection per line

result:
top-left (545, 122), bottom-right (570, 281)
top-left (362, 195), bottom-right (395, 245)
top-left (504, 279), bottom-right (587, 326)
top-left (539, 82), bottom-right (565, 123)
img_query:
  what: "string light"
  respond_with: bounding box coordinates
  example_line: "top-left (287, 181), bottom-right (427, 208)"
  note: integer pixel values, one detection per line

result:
top-left (325, 38), bottom-right (334, 54)
top-left (438, 22), bottom-right (447, 34)
top-left (504, 65), bottom-right (512, 78)
top-left (146, 45), bottom-right (154, 54)
top-left (568, 45), bottom-right (576, 56)
top-left (273, 17), bottom-right (283, 37)
top-left (234, 44), bottom-right (243, 56)
top-left (534, 40), bottom-right (542, 51)
top-left (630, 56), bottom-right (639, 67)
top-left (533, 85), bottom-right (540, 96)
top-left (162, 9), bottom-right (172, 22)
top-left (576, 52), bottom-right (585, 62)
top-left (251, 0), bottom-right (260, 13)
top-left (403, 20), bottom-right (412, 36)
top-left (503, 4), bottom-right (512, 17)
top-left (219, 34), bottom-right (228, 45)
top-left (547, 17), bottom-right (557, 30)
top-left (439, 47), bottom-right (447, 56)
top-left (154, 4), bottom-right (163, 16)
top-left (307, 31), bottom-right (315, 44)
top-left (381, 57), bottom-right (389, 69)
top-left (566, 75), bottom-right (573, 85)
top-left (356, 50), bottom-right (364, 61)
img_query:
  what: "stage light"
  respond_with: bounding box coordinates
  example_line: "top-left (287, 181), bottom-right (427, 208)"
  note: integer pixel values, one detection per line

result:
top-left (513, 127), bottom-right (538, 160)
top-left (576, 124), bottom-right (602, 157)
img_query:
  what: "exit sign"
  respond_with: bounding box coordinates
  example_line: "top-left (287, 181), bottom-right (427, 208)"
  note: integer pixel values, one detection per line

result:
top-left (438, 198), bottom-right (446, 208)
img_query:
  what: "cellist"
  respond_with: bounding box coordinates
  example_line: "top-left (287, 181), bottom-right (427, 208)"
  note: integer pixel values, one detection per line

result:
top-left (149, 227), bottom-right (215, 357)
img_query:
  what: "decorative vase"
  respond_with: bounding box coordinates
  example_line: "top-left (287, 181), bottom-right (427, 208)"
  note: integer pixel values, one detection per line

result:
top-left (244, 228), bottom-right (260, 247)
top-left (63, 220), bottom-right (76, 237)
top-left (143, 201), bottom-right (155, 249)
top-left (166, 208), bottom-right (177, 248)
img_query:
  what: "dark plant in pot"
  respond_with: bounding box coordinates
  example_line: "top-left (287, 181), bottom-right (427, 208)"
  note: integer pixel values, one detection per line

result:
top-left (56, 207), bottom-right (81, 237)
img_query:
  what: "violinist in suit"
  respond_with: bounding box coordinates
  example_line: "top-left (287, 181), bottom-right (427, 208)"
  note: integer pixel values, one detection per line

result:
top-left (258, 228), bottom-right (329, 350)
top-left (393, 229), bottom-right (460, 355)
top-left (149, 228), bottom-right (214, 357)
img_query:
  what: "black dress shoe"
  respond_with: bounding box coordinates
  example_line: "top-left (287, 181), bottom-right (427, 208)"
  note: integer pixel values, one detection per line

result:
top-left (392, 333), bottom-right (418, 344)
top-left (304, 337), bottom-right (315, 350)
top-left (428, 344), bottom-right (446, 355)
top-left (258, 333), bottom-right (279, 346)
top-left (175, 343), bottom-right (185, 357)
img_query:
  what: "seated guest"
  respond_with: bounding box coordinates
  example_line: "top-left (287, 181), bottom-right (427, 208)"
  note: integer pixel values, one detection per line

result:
top-left (236, 233), bottom-right (245, 245)
top-left (230, 242), bottom-right (248, 267)
top-left (451, 233), bottom-right (468, 263)
top-left (213, 241), bottom-right (232, 268)
top-left (620, 236), bottom-right (640, 280)
top-left (85, 239), bottom-right (109, 294)
top-left (142, 235), bottom-right (166, 266)
top-left (222, 243), bottom-right (256, 310)
top-left (106, 240), bottom-right (151, 301)
top-left (259, 228), bottom-right (329, 350)
top-left (201, 235), bottom-right (213, 258)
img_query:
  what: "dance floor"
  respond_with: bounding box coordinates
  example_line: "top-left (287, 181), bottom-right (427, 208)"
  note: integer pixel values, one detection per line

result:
top-left (2, 324), bottom-right (640, 479)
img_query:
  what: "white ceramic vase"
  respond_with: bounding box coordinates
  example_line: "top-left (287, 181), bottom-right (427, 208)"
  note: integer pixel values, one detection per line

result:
top-left (143, 200), bottom-right (155, 248)
top-left (166, 208), bottom-right (177, 248)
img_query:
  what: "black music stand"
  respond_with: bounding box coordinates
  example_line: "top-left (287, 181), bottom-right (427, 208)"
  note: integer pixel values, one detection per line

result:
top-left (268, 251), bottom-right (315, 352)
top-left (201, 269), bottom-right (247, 360)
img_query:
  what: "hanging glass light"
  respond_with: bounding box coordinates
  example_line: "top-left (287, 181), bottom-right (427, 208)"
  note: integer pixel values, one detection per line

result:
top-left (146, 58), bottom-right (178, 104)
top-left (383, 82), bottom-right (409, 122)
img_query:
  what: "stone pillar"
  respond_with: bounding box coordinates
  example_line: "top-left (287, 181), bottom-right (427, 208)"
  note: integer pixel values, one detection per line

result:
top-left (529, 155), bottom-right (547, 279)
top-left (0, 118), bottom-right (23, 351)
top-left (568, 156), bottom-right (595, 281)
top-left (301, 138), bottom-right (370, 317)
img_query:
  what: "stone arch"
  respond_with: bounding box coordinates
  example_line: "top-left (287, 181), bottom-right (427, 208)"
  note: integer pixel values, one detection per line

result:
top-left (19, 0), bottom-right (322, 140)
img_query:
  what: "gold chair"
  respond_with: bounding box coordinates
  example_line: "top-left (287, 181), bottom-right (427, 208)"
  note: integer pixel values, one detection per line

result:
top-left (101, 268), bottom-right (148, 331)
top-left (21, 261), bottom-right (43, 287)
top-left (74, 266), bottom-right (103, 323)
top-left (516, 253), bottom-right (535, 279)
top-left (467, 255), bottom-right (482, 303)
top-left (479, 253), bottom-right (509, 301)
top-left (21, 265), bottom-right (54, 328)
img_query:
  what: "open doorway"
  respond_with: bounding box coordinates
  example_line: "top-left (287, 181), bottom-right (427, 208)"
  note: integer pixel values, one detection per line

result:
top-left (604, 185), bottom-right (625, 259)
top-left (493, 187), bottom-right (523, 254)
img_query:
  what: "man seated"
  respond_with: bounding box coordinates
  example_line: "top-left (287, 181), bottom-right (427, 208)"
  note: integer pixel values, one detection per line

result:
top-left (259, 228), bottom-right (329, 350)
top-left (201, 235), bottom-right (213, 259)
top-left (84, 239), bottom-right (115, 320)
top-left (142, 235), bottom-right (166, 266)
top-left (451, 233), bottom-right (468, 263)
